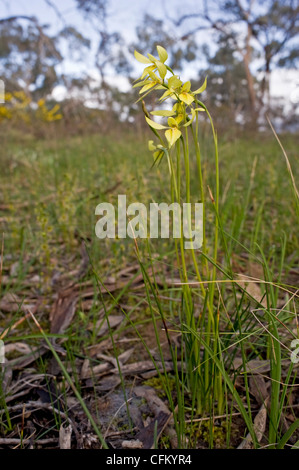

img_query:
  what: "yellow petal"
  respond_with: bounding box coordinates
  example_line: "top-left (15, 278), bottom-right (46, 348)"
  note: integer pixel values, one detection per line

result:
top-left (183, 108), bottom-right (196, 127)
top-left (182, 81), bottom-right (191, 92)
top-left (168, 75), bottom-right (182, 89)
top-left (147, 53), bottom-right (157, 62)
top-left (139, 82), bottom-right (155, 94)
top-left (132, 79), bottom-right (151, 88)
top-left (159, 89), bottom-right (176, 101)
top-left (172, 102), bottom-right (184, 114)
top-left (157, 45), bottom-right (168, 63)
top-left (193, 77), bottom-right (207, 94)
top-left (155, 60), bottom-right (167, 79)
top-left (175, 113), bottom-right (184, 124)
top-left (145, 116), bottom-right (167, 130)
top-left (140, 65), bottom-right (156, 79)
top-left (134, 50), bottom-right (152, 64)
top-left (147, 69), bottom-right (160, 82)
top-left (148, 140), bottom-right (156, 151)
top-left (151, 109), bottom-right (175, 117)
top-left (165, 128), bottom-right (181, 147)
top-left (167, 116), bottom-right (178, 127)
top-left (179, 92), bottom-right (194, 105)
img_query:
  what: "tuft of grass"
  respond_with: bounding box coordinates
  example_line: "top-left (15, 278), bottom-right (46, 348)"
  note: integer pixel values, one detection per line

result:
top-left (129, 44), bottom-right (299, 448)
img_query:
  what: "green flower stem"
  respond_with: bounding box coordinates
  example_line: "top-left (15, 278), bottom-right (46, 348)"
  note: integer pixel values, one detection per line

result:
top-left (202, 109), bottom-right (219, 404)
top-left (182, 123), bottom-right (203, 410)
top-left (192, 113), bottom-right (208, 271)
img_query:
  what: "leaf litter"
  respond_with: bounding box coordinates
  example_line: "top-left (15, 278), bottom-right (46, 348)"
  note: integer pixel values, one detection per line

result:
top-left (0, 242), bottom-right (298, 449)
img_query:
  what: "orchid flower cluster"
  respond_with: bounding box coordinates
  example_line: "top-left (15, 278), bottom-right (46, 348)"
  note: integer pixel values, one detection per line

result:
top-left (133, 45), bottom-right (207, 159)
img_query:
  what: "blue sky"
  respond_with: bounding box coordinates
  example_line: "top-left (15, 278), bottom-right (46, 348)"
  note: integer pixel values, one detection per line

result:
top-left (2, 0), bottom-right (205, 66)
top-left (2, 0), bottom-right (209, 93)
top-left (2, 0), bottom-right (174, 84)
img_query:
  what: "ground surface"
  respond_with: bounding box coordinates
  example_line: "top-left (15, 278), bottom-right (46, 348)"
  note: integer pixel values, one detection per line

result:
top-left (0, 129), bottom-right (298, 449)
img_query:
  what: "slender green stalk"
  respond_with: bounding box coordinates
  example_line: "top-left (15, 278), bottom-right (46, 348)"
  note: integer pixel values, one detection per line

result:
top-left (277, 419), bottom-right (299, 449)
top-left (183, 322), bottom-right (258, 447)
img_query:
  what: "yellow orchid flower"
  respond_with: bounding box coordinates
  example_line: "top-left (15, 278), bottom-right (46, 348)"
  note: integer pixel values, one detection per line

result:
top-left (159, 78), bottom-right (195, 106)
top-left (145, 105), bottom-right (197, 148)
top-left (145, 115), bottom-right (182, 148)
top-left (178, 81), bottom-right (194, 105)
top-left (133, 68), bottom-right (163, 95)
top-left (165, 117), bottom-right (183, 147)
top-left (134, 45), bottom-right (168, 80)
top-left (159, 75), bottom-right (182, 101)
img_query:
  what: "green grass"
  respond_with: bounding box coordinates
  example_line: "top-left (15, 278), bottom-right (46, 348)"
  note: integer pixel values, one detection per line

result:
top-left (1, 129), bottom-right (298, 255)
top-left (0, 125), bottom-right (298, 449)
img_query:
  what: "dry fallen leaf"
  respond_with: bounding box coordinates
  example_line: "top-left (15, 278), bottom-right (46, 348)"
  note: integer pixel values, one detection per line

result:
top-left (134, 411), bottom-right (171, 449)
top-left (50, 291), bottom-right (77, 334)
top-left (94, 315), bottom-right (124, 336)
top-left (249, 375), bottom-right (269, 406)
top-left (134, 386), bottom-right (177, 448)
top-left (121, 439), bottom-right (143, 449)
top-left (81, 359), bottom-right (110, 379)
top-left (238, 275), bottom-right (267, 307)
top-left (0, 292), bottom-right (35, 313)
top-left (238, 398), bottom-right (269, 449)
top-left (4, 342), bottom-right (33, 356)
top-left (59, 424), bottom-right (72, 449)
